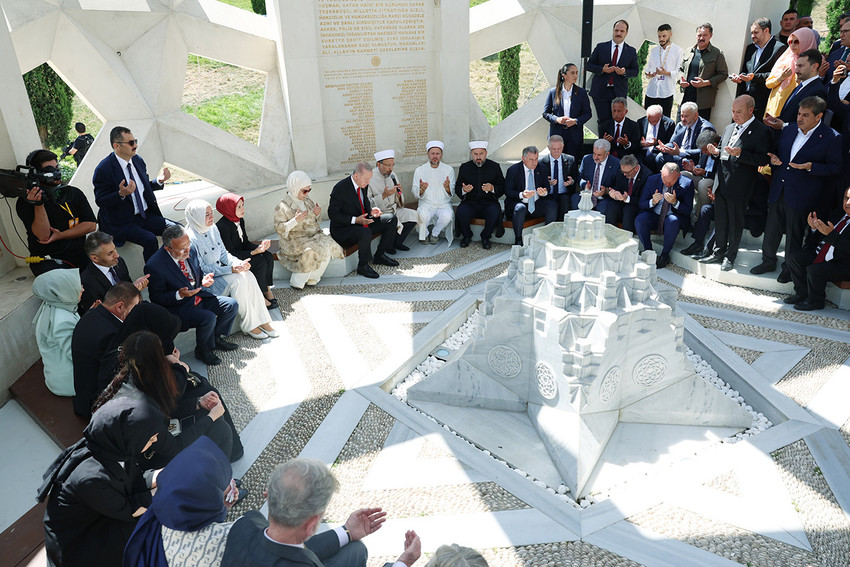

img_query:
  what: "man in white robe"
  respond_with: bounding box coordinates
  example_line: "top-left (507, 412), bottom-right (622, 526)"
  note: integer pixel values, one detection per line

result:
top-left (412, 140), bottom-right (455, 244)
top-left (367, 149), bottom-right (418, 252)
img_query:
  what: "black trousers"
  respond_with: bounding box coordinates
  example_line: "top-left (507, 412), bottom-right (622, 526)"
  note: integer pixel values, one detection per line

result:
top-left (593, 90), bottom-right (614, 128)
top-left (604, 200), bottom-right (639, 233)
top-left (761, 195), bottom-right (808, 268)
top-left (249, 250), bottom-right (275, 289)
top-left (331, 214), bottom-right (397, 266)
top-left (644, 95), bottom-right (673, 117)
top-left (713, 188), bottom-right (753, 262)
top-left (788, 248), bottom-right (850, 305)
top-left (456, 201), bottom-right (501, 239)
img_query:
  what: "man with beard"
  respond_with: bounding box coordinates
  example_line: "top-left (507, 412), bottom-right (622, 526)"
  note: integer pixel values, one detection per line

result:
top-left (367, 149), bottom-right (418, 253)
top-left (455, 140), bottom-right (506, 249)
top-left (644, 24), bottom-right (684, 117)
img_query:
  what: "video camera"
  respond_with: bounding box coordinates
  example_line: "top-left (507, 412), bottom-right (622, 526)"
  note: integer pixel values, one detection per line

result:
top-left (0, 165), bottom-right (63, 203)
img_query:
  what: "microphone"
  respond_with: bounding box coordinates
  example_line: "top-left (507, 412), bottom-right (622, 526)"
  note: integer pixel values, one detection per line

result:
top-left (391, 174), bottom-right (401, 193)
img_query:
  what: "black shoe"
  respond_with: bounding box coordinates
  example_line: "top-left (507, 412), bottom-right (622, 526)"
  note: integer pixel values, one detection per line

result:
top-left (460, 237), bottom-right (471, 248)
top-left (195, 348), bottom-right (222, 366)
top-left (385, 248), bottom-right (397, 255)
top-left (749, 262), bottom-right (776, 275)
top-left (395, 243), bottom-right (410, 251)
top-left (266, 298), bottom-right (279, 310)
top-left (357, 264), bottom-right (379, 278)
top-left (495, 224), bottom-right (505, 238)
top-left (482, 238), bottom-right (492, 250)
top-left (784, 293), bottom-right (807, 304)
top-left (698, 253), bottom-right (723, 264)
top-left (681, 242), bottom-right (704, 256)
top-left (656, 254), bottom-right (670, 268)
top-left (692, 248), bottom-right (713, 260)
top-left (794, 301), bottom-right (824, 311)
top-left (720, 258), bottom-right (734, 271)
top-left (777, 269), bottom-right (791, 284)
top-left (514, 237), bottom-right (523, 246)
top-left (373, 254), bottom-right (399, 267)
top-left (230, 445), bottom-right (244, 462)
top-left (215, 337), bottom-right (239, 351)
top-left (231, 487), bottom-right (250, 505)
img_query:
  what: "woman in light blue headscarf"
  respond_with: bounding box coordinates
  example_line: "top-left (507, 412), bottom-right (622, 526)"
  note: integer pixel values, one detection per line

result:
top-left (32, 268), bottom-right (81, 396)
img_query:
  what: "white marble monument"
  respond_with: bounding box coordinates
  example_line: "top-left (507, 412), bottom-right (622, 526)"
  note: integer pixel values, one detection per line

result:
top-left (408, 193), bottom-right (752, 497)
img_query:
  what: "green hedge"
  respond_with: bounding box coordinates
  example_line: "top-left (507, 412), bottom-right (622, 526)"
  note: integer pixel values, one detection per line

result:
top-left (23, 63), bottom-right (74, 148)
top-left (498, 46), bottom-right (521, 120)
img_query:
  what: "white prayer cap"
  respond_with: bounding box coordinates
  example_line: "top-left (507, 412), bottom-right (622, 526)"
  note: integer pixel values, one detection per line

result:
top-left (469, 140), bottom-right (488, 150)
top-left (426, 140), bottom-right (444, 151)
top-left (374, 149), bottom-right (395, 162)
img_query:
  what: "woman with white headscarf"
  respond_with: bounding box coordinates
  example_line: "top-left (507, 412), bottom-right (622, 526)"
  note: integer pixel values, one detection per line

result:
top-left (273, 171), bottom-right (343, 289)
top-left (184, 199), bottom-right (277, 340)
top-left (32, 268), bottom-right (81, 396)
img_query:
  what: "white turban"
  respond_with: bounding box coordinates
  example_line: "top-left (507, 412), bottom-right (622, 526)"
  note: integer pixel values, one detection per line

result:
top-left (374, 149), bottom-right (395, 161)
top-left (426, 140), bottom-right (444, 151)
top-left (469, 140), bottom-right (488, 150)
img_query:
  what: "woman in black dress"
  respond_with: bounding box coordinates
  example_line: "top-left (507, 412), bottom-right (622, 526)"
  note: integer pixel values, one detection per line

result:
top-left (215, 192), bottom-right (277, 309)
top-left (41, 397), bottom-right (162, 567)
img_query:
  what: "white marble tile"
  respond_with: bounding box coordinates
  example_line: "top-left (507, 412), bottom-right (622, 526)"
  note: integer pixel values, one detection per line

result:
top-left (298, 390), bottom-right (372, 464)
top-left (805, 355), bottom-right (850, 429)
top-left (446, 250), bottom-right (511, 280)
top-left (804, 428), bottom-right (850, 524)
top-left (710, 329), bottom-right (810, 385)
top-left (0, 401), bottom-right (61, 533)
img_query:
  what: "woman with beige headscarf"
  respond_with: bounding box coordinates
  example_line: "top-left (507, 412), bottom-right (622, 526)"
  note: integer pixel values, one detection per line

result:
top-left (274, 171), bottom-right (343, 289)
top-left (763, 27), bottom-right (820, 119)
top-left (184, 199), bottom-right (277, 340)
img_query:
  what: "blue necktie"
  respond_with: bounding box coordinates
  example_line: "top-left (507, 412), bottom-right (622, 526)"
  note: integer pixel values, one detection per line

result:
top-left (526, 169), bottom-right (536, 213)
top-left (127, 163), bottom-right (146, 219)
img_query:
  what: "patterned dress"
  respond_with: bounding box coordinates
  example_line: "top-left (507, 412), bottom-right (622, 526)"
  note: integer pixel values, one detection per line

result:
top-left (273, 194), bottom-right (343, 273)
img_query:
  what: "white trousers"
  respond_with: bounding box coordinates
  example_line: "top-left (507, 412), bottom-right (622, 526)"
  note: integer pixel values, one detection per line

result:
top-left (417, 203), bottom-right (453, 240)
top-left (220, 271), bottom-right (271, 332)
top-left (290, 257), bottom-right (331, 289)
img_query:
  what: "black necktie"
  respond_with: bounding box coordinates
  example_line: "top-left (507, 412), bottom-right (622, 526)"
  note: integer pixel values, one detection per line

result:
top-left (108, 266), bottom-right (119, 285)
top-left (554, 159), bottom-right (561, 193)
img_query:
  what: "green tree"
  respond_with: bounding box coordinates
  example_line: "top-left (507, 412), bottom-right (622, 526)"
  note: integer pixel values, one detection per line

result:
top-left (628, 40), bottom-right (651, 104)
top-left (498, 45), bottom-right (521, 120)
top-left (23, 63), bottom-right (75, 149)
top-left (823, 0), bottom-right (850, 50)
top-left (789, 0), bottom-right (814, 16)
top-left (251, 0), bottom-right (265, 15)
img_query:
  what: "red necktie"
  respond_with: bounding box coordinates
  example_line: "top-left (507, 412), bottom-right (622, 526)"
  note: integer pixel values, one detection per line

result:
top-left (608, 44), bottom-right (619, 86)
top-left (357, 187), bottom-right (365, 214)
top-left (657, 187), bottom-right (671, 235)
top-left (813, 216), bottom-right (849, 264)
top-left (628, 176), bottom-right (634, 196)
top-left (179, 260), bottom-right (201, 305)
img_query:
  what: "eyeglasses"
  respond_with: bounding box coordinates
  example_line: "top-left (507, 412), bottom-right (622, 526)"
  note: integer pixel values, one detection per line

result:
top-left (788, 39), bottom-right (800, 44)
top-left (117, 139), bottom-right (138, 146)
top-left (621, 166), bottom-right (638, 176)
top-left (300, 189), bottom-right (311, 193)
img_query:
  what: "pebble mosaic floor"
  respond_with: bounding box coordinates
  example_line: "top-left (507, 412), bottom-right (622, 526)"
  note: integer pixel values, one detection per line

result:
top-left (203, 238), bottom-right (850, 567)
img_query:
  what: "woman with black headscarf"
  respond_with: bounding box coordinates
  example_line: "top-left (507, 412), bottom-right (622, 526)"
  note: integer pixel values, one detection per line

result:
top-left (40, 397), bottom-right (162, 567)
top-left (97, 302), bottom-right (244, 462)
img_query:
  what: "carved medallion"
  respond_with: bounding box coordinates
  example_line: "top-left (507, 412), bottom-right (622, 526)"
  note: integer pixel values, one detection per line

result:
top-left (634, 355), bottom-right (667, 387)
top-left (600, 367), bottom-right (621, 402)
top-left (536, 362), bottom-right (557, 400)
top-left (488, 346), bottom-right (521, 378)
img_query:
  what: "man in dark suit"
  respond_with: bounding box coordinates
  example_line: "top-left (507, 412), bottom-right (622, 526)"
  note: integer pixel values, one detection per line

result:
top-left (79, 230), bottom-right (149, 315)
top-left (732, 18), bottom-right (787, 120)
top-left (575, 139), bottom-right (621, 219)
top-left (71, 282), bottom-right (141, 418)
top-left (504, 146), bottom-right (558, 245)
top-left (823, 16), bottom-right (850, 85)
top-left (635, 163), bottom-right (694, 268)
top-left (221, 457), bottom-right (421, 567)
top-left (328, 162), bottom-right (398, 279)
top-left (587, 20), bottom-right (639, 128)
top-left (765, 50), bottom-right (828, 131)
top-left (678, 23), bottom-right (728, 121)
top-left (455, 141), bottom-right (505, 249)
top-left (785, 187), bottom-right (850, 311)
top-left (92, 126), bottom-right (177, 261)
top-left (827, 72), bottom-right (850, 208)
top-left (655, 102), bottom-right (715, 171)
top-left (698, 95), bottom-right (771, 271)
top-left (538, 135), bottom-right (577, 219)
top-left (599, 97), bottom-right (641, 160)
top-left (637, 105), bottom-right (676, 170)
top-left (145, 224), bottom-right (238, 366)
top-left (607, 154), bottom-right (649, 232)
top-left (751, 96), bottom-right (843, 281)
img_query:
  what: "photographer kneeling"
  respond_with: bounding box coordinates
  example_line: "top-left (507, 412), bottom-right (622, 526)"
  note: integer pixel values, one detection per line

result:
top-left (16, 149), bottom-right (96, 275)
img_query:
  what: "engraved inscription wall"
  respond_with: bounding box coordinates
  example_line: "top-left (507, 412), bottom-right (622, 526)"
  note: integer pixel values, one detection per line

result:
top-left (318, 0), bottom-right (426, 56)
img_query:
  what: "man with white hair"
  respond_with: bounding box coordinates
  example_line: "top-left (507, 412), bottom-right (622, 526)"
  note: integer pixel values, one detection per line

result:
top-left (504, 146), bottom-right (558, 245)
top-left (455, 140), bottom-right (505, 249)
top-left (221, 457), bottom-right (421, 566)
top-left (636, 104), bottom-right (676, 170)
top-left (635, 162), bottom-right (694, 268)
top-left (654, 101), bottom-right (715, 171)
top-left (368, 149), bottom-right (418, 253)
top-left (412, 140), bottom-right (455, 245)
top-left (575, 139), bottom-right (620, 216)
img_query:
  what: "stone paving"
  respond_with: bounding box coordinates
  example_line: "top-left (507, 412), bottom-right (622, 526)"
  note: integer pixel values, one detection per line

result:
top-left (204, 239), bottom-right (850, 567)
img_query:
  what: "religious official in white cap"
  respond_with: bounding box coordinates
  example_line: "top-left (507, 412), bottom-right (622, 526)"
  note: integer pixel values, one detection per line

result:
top-left (367, 149), bottom-right (418, 252)
top-left (412, 141), bottom-right (455, 245)
top-left (455, 140), bottom-right (505, 249)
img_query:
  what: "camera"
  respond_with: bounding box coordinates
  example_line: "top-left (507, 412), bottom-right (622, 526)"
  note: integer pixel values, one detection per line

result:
top-left (0, 164), bottom-right (63, 203)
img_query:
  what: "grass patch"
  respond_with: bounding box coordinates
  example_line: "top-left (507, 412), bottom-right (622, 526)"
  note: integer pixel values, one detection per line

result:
top-left (470, 42), bottom-right (547, 126)
top-left (182, 88), bottom-right (264, 145)
top-left (217, 0), bottom-right (254, 11)
top-left (470, 0), bottom-right (489, 6)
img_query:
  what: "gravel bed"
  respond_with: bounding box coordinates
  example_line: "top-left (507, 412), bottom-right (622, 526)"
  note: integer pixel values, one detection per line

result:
top-left (628, 504), bottom-right (817, 566)
top-left (345, 243), bottom-right (513, 279)
top-left (772, 440), bottom-right (850, 566)
top-left (691, 314), bottom-right (850, 406)
top-left (729, 346), bottom-right (763, 365)
top-left (841, 417), bottom-right (850, 450)
top-left (703, 470), bottom-right (742, 497)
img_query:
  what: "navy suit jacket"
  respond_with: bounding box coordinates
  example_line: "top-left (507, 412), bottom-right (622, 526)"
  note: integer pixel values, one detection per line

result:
top-left (145, 246), bottom-right (214, 311)
top-left (599, 117), bottom-right (641, 159)
top-left (665, 117), bottom-right (716, 161)
top-left (578, 154), bottom-right (620, 190)
top-left (504, 161), bottom-right (554, 214)
top-left (92, 153), bottom-right (164, 239)
top-left (542, 85), bottom-right (592, 154)
top-left (769, 121), bottom-right (842, 210)
top-left (638, 173), bottom-right (694, 231)
top-left (538, 153), bottom-right (578, 195)
top-left (587, 41), bottom-right (639, 99)
top-left (778, 79), bottom-right (829, 124)
top-left (613, 164), bottom-right (651, 204)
